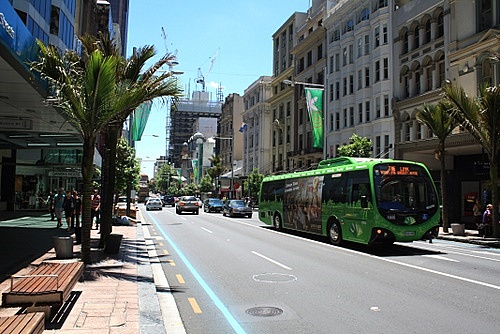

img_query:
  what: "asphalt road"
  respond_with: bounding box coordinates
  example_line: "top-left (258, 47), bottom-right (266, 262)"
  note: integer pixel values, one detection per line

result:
top-left (141, 205), bottom-right (500, 334)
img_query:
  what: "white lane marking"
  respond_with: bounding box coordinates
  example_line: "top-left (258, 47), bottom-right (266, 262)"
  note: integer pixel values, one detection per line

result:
top-left (473, 251), bottom-right (500, 257)
top-left (200, 227), bottom-right (213, 234)
top-left (251, 251), bottom-right (292, 270)
top-left (422, 254), bottom-right (460, 262)
top-left (413, 243), bottom-right (500, 262)
top-left (226, 218), bottom-right (500, 290)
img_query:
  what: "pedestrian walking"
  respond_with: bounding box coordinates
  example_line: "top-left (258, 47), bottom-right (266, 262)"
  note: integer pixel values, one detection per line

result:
top-left (47, 190), bottom-right (55, 220)
top-left (91, 189), bottom-right (101, 230)
top-left (63, 190), bottom-right (75, 231)
top-left (73, 190), bottom-right (82, 244)
top-left (53, 188), bottom-right (65, 228)
top-left (473, 199), bottom-right (483, 228)
top-left (479, 204), bottom-right (493, 237)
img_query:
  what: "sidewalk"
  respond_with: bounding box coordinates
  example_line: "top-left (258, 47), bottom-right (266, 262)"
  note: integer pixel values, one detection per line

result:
top-left (436, 226), bottom-right (500, 248)
top-left (0, 211), bottom-right (166, 333)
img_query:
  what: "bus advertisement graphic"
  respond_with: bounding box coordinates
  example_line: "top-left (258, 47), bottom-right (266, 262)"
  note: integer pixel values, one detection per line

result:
top-left (283, 175), bottom-right (324, 233)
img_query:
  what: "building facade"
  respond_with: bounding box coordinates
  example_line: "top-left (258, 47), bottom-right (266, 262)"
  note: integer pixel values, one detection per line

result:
top-left (267, 12), bottom-right (307, 174)
top-left (325, 0), bottom-right (394, 160)
top-left (289, 0), bottom-right (326, 171)
top-left (242, 76), bottom-right (272, 175)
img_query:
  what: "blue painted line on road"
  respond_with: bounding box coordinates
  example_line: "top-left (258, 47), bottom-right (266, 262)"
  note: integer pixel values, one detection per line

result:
top-left (147, 213), bottom-right (246, 334)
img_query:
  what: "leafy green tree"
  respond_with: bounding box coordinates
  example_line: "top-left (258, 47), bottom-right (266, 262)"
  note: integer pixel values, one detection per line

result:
top-left (416, 102), bottom-right (457, 233)
top-left (337, 134), bottom-right (372, 157)
top-left (443, 83), bottom-right (500, 237)
top-left (155, 163), bottom-right (176, 193)
top-left (31, 38), bottom-right (181, 263)
top-left (115, 138), bottom-right (140, 197)
top-left (207, 154), bottom-right (226, 195)
top-left (199, 174), bottom-right (214, 193)
top-left (244, 168), bottom-right (264, 201)
top-left (180, 183), bottom-right (198, 196)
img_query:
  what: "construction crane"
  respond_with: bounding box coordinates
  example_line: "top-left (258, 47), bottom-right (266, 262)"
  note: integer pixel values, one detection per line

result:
top-left (195, 48), bottom-right (219, 91)
top-left (161, 27), bottom-right (178, 68)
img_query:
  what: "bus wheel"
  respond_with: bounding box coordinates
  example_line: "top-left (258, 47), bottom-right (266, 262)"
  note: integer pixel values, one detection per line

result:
top-left (328, 221), bottom-right (342, 246)
top-left (273, 213), bottom-right (282, 230)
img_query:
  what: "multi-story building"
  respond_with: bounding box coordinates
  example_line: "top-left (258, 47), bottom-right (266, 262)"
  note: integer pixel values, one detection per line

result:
top-left (242, 76), bottom-right (272, 175)
top-left (392, 0), bottom-right (500, 223)
top-left (0, 0), bottom-right (130, 211)
top-left (268, 12), bottom-right (307, 174)
top-left (218, 93), bottom-right (244, 197)
top-left (289, 0), bottom-right (327, 171)
top-left (324, 0), bottom-right (393, 160)
top-left (169, 91), bottom-right (222, 170)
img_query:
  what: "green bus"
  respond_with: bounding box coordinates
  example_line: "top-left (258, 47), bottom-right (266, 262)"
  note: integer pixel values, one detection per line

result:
top-left (258, 157), bottom-right (440, 245)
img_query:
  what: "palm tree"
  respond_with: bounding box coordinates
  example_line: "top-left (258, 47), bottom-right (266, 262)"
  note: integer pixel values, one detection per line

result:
top-left (207, 154), bottom-right (227, 195)
top-left (416, 102), bottom-right (457, 233)
top-left (79, 34), bottom-right (182, 246)
top-left (31, 40), bottom-right (182, 263)
top-left (443, 83), bottom-right (500, 237)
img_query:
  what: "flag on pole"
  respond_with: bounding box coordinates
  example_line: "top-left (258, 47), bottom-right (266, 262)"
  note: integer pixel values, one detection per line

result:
top-left (132, 101), bottom-right (153, 141)
top-left (305, 87), bottom-right (324, 149)
top-left (239, 122), bottom-right (247, 132)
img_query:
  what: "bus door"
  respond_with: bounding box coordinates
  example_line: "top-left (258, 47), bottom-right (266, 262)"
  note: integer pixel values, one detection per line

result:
top-left (344, 171), bottom-right (371, 242)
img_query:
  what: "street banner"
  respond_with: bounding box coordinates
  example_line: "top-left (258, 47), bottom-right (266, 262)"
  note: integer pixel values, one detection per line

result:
top-left (132, 101), bottom-right (153, 141)
top-left (305, 87), bottom-right (324, 149)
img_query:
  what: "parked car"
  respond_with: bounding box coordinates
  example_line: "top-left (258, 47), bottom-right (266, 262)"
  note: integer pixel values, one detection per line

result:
top-left (203, 198), bottom-right (224, 213)
top-left (145, 198), bottom-right (163, 211)
top-left (222, 199), bottom-right (253, 218)
top-left (196, 198), bottom-right (203, 208)
top-left (176, 196), bottom-right (200, 215)
top-left (162, 195), bottom-right (175, 207)
top-left (114, 196), bottom-right (138, 218)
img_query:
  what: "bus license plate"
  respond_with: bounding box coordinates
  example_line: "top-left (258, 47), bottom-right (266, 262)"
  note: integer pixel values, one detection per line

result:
top-left (405, 231), bottom-right (416, 237)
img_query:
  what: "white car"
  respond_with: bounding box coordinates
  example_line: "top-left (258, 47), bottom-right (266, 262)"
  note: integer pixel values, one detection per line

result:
top-left (145, 198), bottom-right (163, 211)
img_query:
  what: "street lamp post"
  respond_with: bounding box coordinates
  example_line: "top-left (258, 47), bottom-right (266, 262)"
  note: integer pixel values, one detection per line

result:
top-left (191, 132), bottom-right (205, 185)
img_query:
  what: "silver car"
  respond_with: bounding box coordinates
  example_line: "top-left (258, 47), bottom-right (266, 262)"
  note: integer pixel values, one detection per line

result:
top-left (145, 198), bottom-right (163, 211)
top-left (176, 196), bottom-right (200, 215)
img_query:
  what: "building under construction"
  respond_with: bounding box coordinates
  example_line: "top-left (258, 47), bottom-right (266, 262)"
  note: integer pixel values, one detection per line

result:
top-left (168, 91), bottom-right (222, 170)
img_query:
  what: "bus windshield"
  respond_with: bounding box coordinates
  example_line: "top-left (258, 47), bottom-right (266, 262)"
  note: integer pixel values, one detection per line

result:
top-left (374, 163), bottom-right (438, 219)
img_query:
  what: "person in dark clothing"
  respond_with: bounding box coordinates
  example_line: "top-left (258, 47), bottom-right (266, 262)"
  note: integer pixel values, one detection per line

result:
top-left (479, 204), bottom-right (493, 237)
top-left (63, 190), bottom-right (75, 231)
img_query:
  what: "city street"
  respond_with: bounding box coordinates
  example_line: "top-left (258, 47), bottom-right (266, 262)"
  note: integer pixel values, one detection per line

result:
top-left (141, 205), bottom-right (500, 334)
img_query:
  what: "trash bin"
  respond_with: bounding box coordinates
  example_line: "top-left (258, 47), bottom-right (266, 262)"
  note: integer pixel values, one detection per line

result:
top-left (104, 234), bottom-right (123, 254)
top-left (451, 223), bottom-right (465, 236)
top-left (53, 236), bottom-right (73, 259)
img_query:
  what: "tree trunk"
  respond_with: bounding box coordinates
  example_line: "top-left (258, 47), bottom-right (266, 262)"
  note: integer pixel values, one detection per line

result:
top-left (81, 137), bottom-right (96, 264)
top-left (99, 123), bottom-right (120, 248)
top-left (440, 144), bottom-right (449, 233)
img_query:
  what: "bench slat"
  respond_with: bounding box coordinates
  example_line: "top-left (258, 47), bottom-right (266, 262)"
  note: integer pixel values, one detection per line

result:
top-left (2, 262), bottom-right (83, 307)
top-left (0, 312), bottom-right (44, 334)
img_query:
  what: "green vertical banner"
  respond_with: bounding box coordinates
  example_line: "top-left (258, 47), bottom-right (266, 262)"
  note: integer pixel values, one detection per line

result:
top-left (132, 101), bottom-right (153, 141)
top-left (305, 87), bottom-right (324, 149)
top-left (192, 159), bottom-right (198, 183)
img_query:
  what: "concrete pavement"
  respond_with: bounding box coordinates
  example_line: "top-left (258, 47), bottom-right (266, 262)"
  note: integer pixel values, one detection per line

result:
top-left (0, 210), bottom-right (498, 333)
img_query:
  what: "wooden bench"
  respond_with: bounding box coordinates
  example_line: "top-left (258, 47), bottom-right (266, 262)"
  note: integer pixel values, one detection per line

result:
top-left (0, 312), bottom-right (45, 334)
top-left (2, 262), bottom-right (84, 308)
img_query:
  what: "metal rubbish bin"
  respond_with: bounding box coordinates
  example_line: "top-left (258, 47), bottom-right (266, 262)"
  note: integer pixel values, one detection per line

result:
top-left (53, 236), bottom-right (73, 259)
top-left (104, 234), bottom-right (123, 254)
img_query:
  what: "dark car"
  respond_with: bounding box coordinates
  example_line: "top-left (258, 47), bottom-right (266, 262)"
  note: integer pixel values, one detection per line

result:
top-left (176, 196), bottom-right (200, 215)
top-left (203, 198), bottom-right (224, 213)
top-left (222, 199), bottom-right (253, 218)
top-left (162, 195), bottom-right (175, 207)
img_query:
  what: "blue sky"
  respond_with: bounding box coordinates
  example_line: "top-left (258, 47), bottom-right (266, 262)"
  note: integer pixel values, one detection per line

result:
top-left (126, 0), bottom-right (309, 177)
